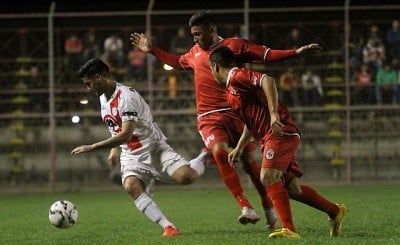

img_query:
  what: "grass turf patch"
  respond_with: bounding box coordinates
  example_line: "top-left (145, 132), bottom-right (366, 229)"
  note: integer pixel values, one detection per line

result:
top-left (0, 184), bottom-right (399, 244)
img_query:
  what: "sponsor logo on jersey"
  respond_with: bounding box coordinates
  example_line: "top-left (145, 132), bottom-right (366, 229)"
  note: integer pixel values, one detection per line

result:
top-left (112, 107), bottom-right (118, 116)
top-left (123, 111), bottom-right (138, 117)
top-left (228, 87), bottom-right (238, 96)
top-left (203, 134), bottom-right (215, 148)
top-left (253, 76), bottom-right (258, 86)
top-left (265, 148), bottom-right (274, 160)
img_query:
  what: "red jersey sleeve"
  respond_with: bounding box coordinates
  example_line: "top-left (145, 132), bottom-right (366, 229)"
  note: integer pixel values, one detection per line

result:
top-left (267, 49), bottom-right (297, 62)
top-left (150, 47), bottom-right (183, 69)
top-left (221, 38), bottom-right (297, 63)
top-left (223, 38), bottom-right (268, 64)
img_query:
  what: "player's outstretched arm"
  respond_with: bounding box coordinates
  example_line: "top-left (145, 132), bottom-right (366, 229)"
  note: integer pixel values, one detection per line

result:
top-left (71, 121), bottom-right (136, 155)
top-left (130, 32), bottom-right (182, 69)
top-left (130, 33), bottom-right (152, 53)
top-left (296, 43), bottom-right (323, 55)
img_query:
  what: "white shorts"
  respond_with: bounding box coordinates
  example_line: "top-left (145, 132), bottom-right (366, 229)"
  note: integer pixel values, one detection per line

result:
top-left (120, 139), bottom-right (189, 187)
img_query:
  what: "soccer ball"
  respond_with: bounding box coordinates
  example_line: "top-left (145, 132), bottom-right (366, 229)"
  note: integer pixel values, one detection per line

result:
top-left (48, 200), bottom-right (78, 228)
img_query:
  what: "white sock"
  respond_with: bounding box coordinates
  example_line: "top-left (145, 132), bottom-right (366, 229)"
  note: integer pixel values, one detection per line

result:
top-left (134, 192), bottom-right (172, 228)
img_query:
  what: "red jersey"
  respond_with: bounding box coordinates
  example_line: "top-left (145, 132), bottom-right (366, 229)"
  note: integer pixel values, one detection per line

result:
top-left (151, 37), bottom-right (297, 116)
top-left (226, 67), bottom-right (299, 144)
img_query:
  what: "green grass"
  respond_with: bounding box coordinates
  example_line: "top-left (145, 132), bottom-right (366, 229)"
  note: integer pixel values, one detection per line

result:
top-left (0, 185), bottom-right (399, 245)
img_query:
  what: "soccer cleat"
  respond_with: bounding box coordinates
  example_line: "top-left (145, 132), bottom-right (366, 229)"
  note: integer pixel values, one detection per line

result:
top-left (264, 208), bottom-right (278, 230)
top-left (162, 225), bottom-right (180, 237)
top-left (268, 228), bottom-right (300, 239)
top-left (238, 207), bottom-right (260, 225)
top-left (329, 203), bottom-right (348, 237)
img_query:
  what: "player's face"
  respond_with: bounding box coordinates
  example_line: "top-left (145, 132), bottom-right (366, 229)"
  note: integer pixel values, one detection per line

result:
top-left (82, 75), bottom-right (103, 96)
top-left (191, 25), bottom-right (213, 50)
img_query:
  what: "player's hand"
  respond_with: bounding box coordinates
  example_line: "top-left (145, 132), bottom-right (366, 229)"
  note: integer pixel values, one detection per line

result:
top-left (130, 33), bottom-right (152, 53)
top-left (270, 112), bottom-right (283, 136)
top-left (296, 43), bottom-right (322, 55)
top-left (228, 147), bottom-right (242, 167)
top-left (71, 145), bottom-right (94, 155)
top-left (107, 148), bottom-right (120, 169)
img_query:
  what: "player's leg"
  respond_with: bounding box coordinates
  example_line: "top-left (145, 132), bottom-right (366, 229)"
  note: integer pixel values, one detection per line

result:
top-left (123, 174), bottom-right (180, 236)
top-left (199, 113), bottom-right (259, 224)
top-left (261, 136), bottom-right (300, 239)
top-left (161, 143), bottom-right (205, 185)
top-left (212, 141), bottom-right (260, 224)
top-left (262, 168), bottom-right (298, 237)
top-left (286, 177), bottom-right (347, 237)
top-left (240, 146), bottom-right (277, 230)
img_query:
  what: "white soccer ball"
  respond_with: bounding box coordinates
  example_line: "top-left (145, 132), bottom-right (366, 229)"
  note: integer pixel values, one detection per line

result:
top-left (48, 200), bottom-right (78, 228)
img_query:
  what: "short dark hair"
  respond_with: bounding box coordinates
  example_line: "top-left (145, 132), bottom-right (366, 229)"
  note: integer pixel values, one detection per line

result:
top-left (188, 10), bottom-right (216, 28)
top-left (209, 46), bottom-right (236, 68)
top-left (78, 58), bottom-right (110, 79)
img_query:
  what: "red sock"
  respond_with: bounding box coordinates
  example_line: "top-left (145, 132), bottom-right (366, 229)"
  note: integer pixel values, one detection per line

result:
top-left (242, 161), bottom-right (273, 209)
top-left (213, 149), bottom-right (252, 208)
top-left (267, 182), bottom-right (296, 232)
top-left (291, 185), bottom-right (339, 219)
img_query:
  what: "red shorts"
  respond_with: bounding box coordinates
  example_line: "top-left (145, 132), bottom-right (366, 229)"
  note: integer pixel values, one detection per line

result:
top-left (261, 134), bottom-right (303, 184)
top-left (197, 110), bottom-right (256, 152)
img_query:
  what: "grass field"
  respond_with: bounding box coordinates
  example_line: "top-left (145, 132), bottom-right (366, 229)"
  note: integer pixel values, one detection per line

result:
top-left (0, 184), bottom-right (399, 245)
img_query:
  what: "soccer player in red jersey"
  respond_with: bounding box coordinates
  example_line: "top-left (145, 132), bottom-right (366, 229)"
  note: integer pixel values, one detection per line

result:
top-left (130, 11), bottom-right (321, 228)
top-left (209, 45), bottom-right (348, 239)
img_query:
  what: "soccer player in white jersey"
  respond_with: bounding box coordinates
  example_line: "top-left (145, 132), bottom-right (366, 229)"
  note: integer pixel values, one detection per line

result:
top-left (71, 58), bottom-right (207, 237)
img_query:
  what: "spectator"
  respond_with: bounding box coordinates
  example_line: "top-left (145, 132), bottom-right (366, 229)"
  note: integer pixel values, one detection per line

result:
top-left (301, 69), bottom-right (324, 106)
top-left (386, 19), bottom-right (400, 64)
top-left (367, 23), bottom-right (383, 44)
top-left (285, 27), bottom-right (305, 66)
top-left (83, 29), bottom-right (101, 61)
top-left (395, 60), bottom-right (400, 103)
top-left (375, 63), bottom-right (398, 104)
top-left (64, 33), bottom-right (84, 71)
top-left (125, 46), bottom-right (147, 83)
top-left (286, 27), bottom-right (303, 49)
top-left (352, 64), bottom-right (375, 104)
top-left (362, 37), bottom-right (385, 75)
top-left (349, 34), bottom-right (365, 73)
top-left (103, 34), bottom-right (124, 69)
top-left (279, 67), bottom-right (299, 107)
top-left (26, 65), bottom-right (45, 88)
top-left (25, 65), bottom-right (48, 112)
top-left (170, 26), bottom-right (192, 55)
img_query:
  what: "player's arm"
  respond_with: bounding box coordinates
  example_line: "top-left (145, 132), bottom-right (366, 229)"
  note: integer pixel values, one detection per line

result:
top-left (267, 43), bottom-right (323, 61)
top-left (71, 120), bottom-right (136, 155)
top-left (261, 74), bottom-right (283, 136)
top-left (239, 38), bottom-right (321, 62)
top-left (107, 147), bottom-right (120, 169)
top-left (228, 125), bottom-right (252, 166)
top-left (130, 32), bottom-right (183, 69)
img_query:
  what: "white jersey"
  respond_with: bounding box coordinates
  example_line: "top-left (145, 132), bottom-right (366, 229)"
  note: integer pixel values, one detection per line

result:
top-left (100, 82), bottom-right (166, 155)
top-left (99, 82), bottom-right (189, 185)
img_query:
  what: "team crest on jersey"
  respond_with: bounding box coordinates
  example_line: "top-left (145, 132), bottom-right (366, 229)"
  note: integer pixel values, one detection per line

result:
top-left (111, 107), bottom-right (118, 116)
top-left (265, 148), bottom-right (274, 160)
top-left (228, 87), bottom-right (238, 96)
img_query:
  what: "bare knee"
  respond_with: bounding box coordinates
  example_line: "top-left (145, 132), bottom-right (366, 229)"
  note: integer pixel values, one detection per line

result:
top-left (123, 176), bottom-right (144, 200)
top-left (287, 177), bottom-right (302, 198)
top-left (260, 168), bottom-right (283, 186)
top-left (171, 166), bottom-right (197, 185)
